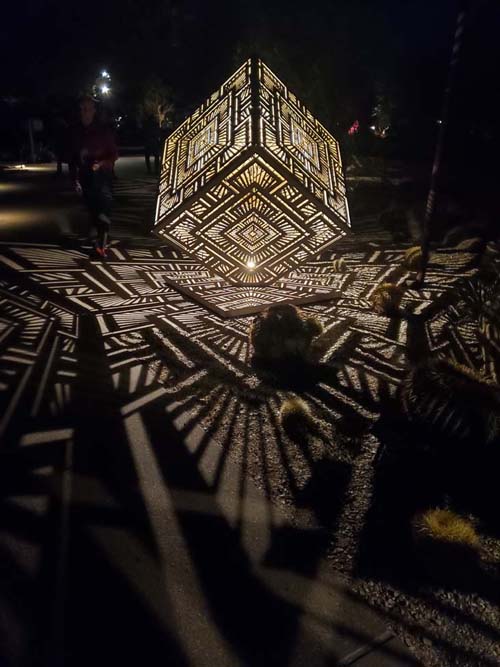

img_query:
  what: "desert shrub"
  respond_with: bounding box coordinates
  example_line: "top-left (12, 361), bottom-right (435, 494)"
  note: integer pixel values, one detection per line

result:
top-left (482, 241), bottom-right (500, 266)
top-left (279, 397), bottom-right (315, 438)
top-left (479, 259), bottom-right (500, 285)
top-left (332, 258), bottom-right (347, 273)
top-left (250, 304), bottom-right (323, 364)
top-left (403, 358), bottom-right (500, 443)
top-left (370, 283), bottom-right (403, 316)
top-left (451, 277), bottom-right (500, 383)
top-left (403, 246), bottom-right (422, 271)
top-left (456, 277), bottom-right (500, 322)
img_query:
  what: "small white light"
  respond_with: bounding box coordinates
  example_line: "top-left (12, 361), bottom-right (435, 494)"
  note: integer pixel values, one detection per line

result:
top-left (101, 84), bottom-right (110, 95)
top-left (246, 259), bottom-right (256, 270)
top-left (437, 119), bottom-right (443, 124)
top-left (370, 125), bottom-right (376, 131)
top-left (101, 70), bottom-right (110, 78)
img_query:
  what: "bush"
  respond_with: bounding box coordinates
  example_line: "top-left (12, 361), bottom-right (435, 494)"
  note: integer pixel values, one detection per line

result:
top-left (402, 358), bottom-right (500, 443)
top-left (279, 397), bottom-right (315, 438)
top-left (453, 277), bottom-right (500, 383)
top-left (250, 304), bottom-right (323, 364)
top-left (456, 277), bottom-right (500, 323)
top-left (403, 246), bottom-right (422, 271)
top-left (370, 282), bottom-right (403, 316)
top-left (478, 251), bottom-right (500, 283)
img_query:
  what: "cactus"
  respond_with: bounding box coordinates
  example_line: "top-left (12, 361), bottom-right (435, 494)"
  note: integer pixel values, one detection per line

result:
top-left (250, 304), bottom-right (323, 363)
top-left (370, 283), bottom-right (404, 316)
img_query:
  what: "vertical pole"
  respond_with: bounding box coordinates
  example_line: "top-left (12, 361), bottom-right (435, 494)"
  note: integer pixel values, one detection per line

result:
top-left (28, 118), bottom-right (36, 164)
top-left (415, 6), bottom-right (467, 288)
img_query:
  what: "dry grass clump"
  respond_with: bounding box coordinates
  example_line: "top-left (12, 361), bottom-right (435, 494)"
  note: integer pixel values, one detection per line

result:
top-left (250, 304), bottom-right (323, 363)
top-left (332, 258), bottom-right (347, 273)
top-left (413, 509), bottom-right (479, 549)
top-left (370, 283), bottom-right (404, 316)
top-left (403, 246), bottom-right (422, 270)
top-left (279, 397), bottom-right (315, 438)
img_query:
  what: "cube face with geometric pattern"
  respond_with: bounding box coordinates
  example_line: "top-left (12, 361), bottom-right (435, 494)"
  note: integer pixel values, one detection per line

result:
top-left (154, 58), bottom-right (350, 285)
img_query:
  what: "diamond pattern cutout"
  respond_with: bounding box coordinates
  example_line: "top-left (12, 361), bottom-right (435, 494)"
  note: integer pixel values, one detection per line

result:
top-left (155, 59), bottom-right (350, 285)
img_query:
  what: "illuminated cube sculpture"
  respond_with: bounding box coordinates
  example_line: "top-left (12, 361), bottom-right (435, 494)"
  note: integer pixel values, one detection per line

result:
top-left (155, 58), bottom-right (350, 286)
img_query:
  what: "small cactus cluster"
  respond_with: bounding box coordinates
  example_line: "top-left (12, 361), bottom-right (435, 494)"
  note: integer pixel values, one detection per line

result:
top-left (331, 257), bottom-right (347, 273)
top-left (403, 246), bottom-right (422, 271)
top-left (250, 304), bottom-right (324, 363)
top-left (279, 397), bottom-right (315, 438)
top-left (370, 282), bottom-right (404, 316)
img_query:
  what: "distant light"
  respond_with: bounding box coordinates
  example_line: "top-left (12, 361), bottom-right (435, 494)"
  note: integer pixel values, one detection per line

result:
top-left (101, 70), bottom-right (110, 79)
top-left (437, 119), bottom-right (443, 125)
top-left (101, 84), bottom-right (110, 95)
top-left (246, 259), bottom-right (256, 270)
top-left (370, 125), bottom-right (376, 131)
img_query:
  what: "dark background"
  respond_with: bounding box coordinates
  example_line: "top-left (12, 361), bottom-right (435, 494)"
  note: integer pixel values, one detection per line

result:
top-left (1, 0), bottom-right (499, 210)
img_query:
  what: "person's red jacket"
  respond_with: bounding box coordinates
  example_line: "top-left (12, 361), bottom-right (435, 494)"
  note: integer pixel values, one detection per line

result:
top-left (69, 121), bottom-right (118, 183)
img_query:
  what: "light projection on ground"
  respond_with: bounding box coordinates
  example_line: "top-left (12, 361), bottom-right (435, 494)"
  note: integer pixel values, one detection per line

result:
top-left (155, 58), bottom-right (350, 286)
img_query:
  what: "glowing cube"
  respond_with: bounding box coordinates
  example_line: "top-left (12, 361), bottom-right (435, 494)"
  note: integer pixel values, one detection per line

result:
top-left (155, 58), bottom-right (350, 285)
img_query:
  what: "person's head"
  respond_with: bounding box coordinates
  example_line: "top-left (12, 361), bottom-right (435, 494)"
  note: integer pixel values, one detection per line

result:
top-left (79, 95), bottom-right (97, 127)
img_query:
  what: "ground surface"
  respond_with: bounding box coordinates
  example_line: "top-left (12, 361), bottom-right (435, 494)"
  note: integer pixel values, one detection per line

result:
top-left (0, 157), bottom-right (498, 667)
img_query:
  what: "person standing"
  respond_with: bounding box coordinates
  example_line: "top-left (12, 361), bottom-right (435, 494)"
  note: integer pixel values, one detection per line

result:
top-left (69, 96), bottom-right (118, 257)
top-left (143, 114), bottom-right (161, 175)
top-left (52, 115), bottom-right (68, 177)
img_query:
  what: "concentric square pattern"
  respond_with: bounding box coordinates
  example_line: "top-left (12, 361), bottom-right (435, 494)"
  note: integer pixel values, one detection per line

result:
top-left (155, 59), bottom-right (350, 285)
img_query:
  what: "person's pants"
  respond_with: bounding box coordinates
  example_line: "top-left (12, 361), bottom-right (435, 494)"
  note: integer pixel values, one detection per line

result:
top-left (145, 151), bottom-right (160, 174)
top-left (81, 170), bottom-right (113, 242)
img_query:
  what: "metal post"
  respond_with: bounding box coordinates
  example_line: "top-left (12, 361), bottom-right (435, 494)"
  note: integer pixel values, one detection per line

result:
top-left (28, 118), bottom-right (36, 164)
top-left (415, 6), bottom-right (467, 288)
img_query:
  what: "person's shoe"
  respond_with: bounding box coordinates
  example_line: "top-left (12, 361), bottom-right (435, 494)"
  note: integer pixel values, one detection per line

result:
top-left (95, 245), bottom-right (108, 259)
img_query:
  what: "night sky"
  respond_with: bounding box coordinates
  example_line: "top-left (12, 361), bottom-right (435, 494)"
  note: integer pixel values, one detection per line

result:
top-left (1, 0), bottom-right (499, 164)
top-left (0, 1), bottom-right (465, 101)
